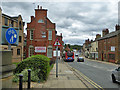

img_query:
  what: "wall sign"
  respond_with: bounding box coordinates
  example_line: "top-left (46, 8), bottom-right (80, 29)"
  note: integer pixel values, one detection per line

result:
top-left (53, 50), bottom-right (60, 57)
top-left (111, 46), bottom-right (115, 51)
top-left (35, 47), bottom-right (46, 53)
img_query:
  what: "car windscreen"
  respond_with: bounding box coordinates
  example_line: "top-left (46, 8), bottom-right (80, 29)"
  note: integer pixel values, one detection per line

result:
top-left (67, 52), bottom-right (73, 57)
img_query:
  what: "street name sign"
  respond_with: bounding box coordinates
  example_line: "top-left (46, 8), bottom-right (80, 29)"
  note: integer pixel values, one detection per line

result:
top-left (6, 28), bottom-right (17, 44)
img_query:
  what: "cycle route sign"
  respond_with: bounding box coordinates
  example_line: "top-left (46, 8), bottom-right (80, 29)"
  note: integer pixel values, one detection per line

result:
top-left (6, 28), bottom-right (17, 44)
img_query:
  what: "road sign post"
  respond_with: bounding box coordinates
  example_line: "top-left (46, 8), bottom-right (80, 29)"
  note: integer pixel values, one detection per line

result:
top-left (56, 45), bottom-right (58, 77)
top-left (53, 38), bottom-right (62, 78)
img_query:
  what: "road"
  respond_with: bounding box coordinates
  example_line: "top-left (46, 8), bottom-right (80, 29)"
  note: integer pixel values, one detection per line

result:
top-left (68, 53), bottom-right (120, 89)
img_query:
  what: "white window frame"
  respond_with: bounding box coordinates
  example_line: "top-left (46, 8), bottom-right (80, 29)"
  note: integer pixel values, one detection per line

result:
top-left (42, 35), bottom-right (46, 38)
top-left (48, 30), bottom-right (52, 40)
top-left (30, 30), bottom-right (33, 40)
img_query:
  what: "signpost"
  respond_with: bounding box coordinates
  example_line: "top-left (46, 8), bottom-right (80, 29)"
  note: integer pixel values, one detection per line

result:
top-left (53, 38), bottom-right (62, 77)
top-left (6, 28), bottom-right (17, 50)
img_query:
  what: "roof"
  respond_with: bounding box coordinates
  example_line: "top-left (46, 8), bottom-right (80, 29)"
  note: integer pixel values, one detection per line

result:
top-left (2, 13), bottom-right (18, 22)
top-left (97, 30), bottom-right (120, 41)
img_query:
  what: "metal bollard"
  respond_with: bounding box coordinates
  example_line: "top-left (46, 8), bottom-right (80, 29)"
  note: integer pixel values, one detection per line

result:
top-left (19, 74), bottom-right (23, 90)
top-left (28, 69), bottom-right (31, 89)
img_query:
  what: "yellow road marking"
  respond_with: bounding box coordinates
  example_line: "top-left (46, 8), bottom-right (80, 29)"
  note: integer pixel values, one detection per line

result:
top-left (78, 71), bottom-right (104, 90)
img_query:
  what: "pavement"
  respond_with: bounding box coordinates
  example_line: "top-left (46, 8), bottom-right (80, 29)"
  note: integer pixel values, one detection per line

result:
top-left (12, 60), bottom-right (92, 89)
top-left (32, 60), bottom-right (90, 88)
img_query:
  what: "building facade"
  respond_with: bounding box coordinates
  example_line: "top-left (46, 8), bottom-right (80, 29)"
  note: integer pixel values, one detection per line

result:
top-left (97, 25), bottom-right (120, 63)
top-left (0, 8), bottom-right (24, 62)
top-left (26, 6), bottom-right (58, 60)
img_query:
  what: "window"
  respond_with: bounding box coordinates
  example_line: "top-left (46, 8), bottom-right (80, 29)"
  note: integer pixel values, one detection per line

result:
top-left (47, 46), bottom-right (52, 58)
top-left (48, 31), bottom-right (52, 40)
top-left (11, 20), bottom-right (14, 27)
top-left (19, 36), bottom-right (22, 42)
top-left (4, 48), bottom-right (7, 50)
top-left (29, 46), bottom-right (34, 57)
top-left (19, 21), bottom-right (22, 30)
top-left (109, 54), bottom-right (115, 60)
top-left (5, 18), bottom-right (8, 25)
top-left (38, 19), bottom-right (44, 23)
top-left (17, 49), bottom-right (20, 55)
top-left (30, 30), bottom-right (33, 40)
top-left (42, 35), bottom-right (46, 38)
top-left (104, 54), bottom-right (106, 59)
top-left (11, 48), bottom-right (13, 55)
top-left (42, 31), bottom-right (46, 34)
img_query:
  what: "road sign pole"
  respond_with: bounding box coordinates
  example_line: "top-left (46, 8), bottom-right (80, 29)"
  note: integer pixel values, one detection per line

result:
top-left (56, 45), bottom-right (58, 77)
top-left (8, 43), bottom-right (11, 50)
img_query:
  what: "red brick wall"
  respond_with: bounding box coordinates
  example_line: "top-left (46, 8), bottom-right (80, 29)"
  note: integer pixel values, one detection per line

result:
top-left (98, 36), bottom-right (118, 63)
top-left (26, 7), bottom-right (57, 60)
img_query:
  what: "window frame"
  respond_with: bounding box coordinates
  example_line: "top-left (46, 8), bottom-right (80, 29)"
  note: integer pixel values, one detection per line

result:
top-left (19, 36), bottom-right (22, 42)
top-left (30, 30), bottom-right (33, 40)
top-left (17, 49), bottom-right (20, 55)
top-left (5, 18), bottom-right (8, 25)
top-left (48, 30), bottom-right (52, 40)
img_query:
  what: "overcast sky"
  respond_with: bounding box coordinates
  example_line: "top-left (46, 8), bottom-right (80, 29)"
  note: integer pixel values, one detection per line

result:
top-left (1, 0), bottom-right (119, 45)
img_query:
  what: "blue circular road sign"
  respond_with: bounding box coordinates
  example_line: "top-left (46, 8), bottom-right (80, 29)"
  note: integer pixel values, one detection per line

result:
top-left (6, 28), bottom-right (17, 44)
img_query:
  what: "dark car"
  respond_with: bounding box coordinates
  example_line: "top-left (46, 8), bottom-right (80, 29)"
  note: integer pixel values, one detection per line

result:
top-left (77, 57), bottom-right (84, 62)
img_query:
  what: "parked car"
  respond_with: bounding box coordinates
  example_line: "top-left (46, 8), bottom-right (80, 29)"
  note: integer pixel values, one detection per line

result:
top-left (77, 57), bottom-right (84, 62)
top-left (111, 67), bottom-right (120, 83)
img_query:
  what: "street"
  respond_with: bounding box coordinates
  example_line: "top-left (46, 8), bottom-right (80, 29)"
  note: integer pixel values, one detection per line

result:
top-left (67, 53), bottom-right (120, 88)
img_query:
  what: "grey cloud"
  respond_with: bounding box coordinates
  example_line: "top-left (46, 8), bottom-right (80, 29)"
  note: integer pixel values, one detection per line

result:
top-left (1, 2), bottom-right (118, 45)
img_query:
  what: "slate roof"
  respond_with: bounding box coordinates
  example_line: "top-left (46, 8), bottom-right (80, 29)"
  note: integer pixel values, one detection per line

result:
top-left (97, 30), bottom-right (120, 41)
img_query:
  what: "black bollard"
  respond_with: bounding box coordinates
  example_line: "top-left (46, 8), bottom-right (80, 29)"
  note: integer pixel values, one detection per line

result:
top-left (19, 74), bottom-right (23, 90)
top-left (28, 69), bottom-right (31, 89)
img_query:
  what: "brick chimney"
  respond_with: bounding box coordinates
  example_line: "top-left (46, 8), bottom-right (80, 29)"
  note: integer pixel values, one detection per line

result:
top-left (95, 34), bottom-right (101, 40)
top-left (115, 24), bottom-right (120, 31)
top-left (102, 29), bottom-right (109, 37)
top-left (31, 16), bottom-right (34, 22)
top-left (35, 6), bottom-right (47, 18)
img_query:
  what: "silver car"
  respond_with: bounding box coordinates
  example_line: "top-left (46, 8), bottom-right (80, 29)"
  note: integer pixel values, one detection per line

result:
top-left (111, 67), bottom-right (120, 83)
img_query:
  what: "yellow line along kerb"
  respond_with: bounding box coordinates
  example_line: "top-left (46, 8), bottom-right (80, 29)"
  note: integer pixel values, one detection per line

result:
top-left (78, 71), bottom-right (104, 90)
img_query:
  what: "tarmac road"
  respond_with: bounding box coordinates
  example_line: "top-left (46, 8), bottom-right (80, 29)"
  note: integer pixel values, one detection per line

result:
top-left (68, 56), bottom-right (120, 89)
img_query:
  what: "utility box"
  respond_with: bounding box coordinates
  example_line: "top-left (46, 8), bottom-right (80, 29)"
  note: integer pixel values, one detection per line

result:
top-left (0, 50), bottom-right (16, 89)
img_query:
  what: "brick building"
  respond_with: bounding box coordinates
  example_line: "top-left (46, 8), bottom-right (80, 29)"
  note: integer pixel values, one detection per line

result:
top-left (26, 6), bottom-right (61, 60)
top-left (0, 8), bottom-right (25, 62)
top-left (97, 25), bottom-right (120, 63)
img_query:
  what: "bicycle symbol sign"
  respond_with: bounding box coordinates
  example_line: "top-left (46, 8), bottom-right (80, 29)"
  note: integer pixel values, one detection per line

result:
top-left (6, 28), bottom-right (17, 44)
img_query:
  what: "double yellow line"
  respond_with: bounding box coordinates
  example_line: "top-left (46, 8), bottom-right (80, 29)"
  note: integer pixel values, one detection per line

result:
top-left (77, 70), bottom-right (104, 90)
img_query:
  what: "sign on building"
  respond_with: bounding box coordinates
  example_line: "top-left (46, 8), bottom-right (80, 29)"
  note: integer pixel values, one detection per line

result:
top-left (111, 46), bottom-right (115, 51)
top-left (35, 47), bottom-right (46, 53)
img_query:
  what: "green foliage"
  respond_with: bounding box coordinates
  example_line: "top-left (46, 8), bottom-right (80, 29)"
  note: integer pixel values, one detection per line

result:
top-left (13, 55), bottom-right (50, 81)
top-left (12, 69), bottom-right (40, 82)
top-left (70, 45), bottom-right (83, 50)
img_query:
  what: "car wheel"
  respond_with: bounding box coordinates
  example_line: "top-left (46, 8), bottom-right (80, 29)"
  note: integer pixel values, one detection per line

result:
top-left (112, 74), bottom-right (116, 83)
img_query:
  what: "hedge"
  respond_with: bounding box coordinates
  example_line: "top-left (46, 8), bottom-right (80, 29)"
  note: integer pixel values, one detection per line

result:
top-left (13, 55), bottom-right (50, 81)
